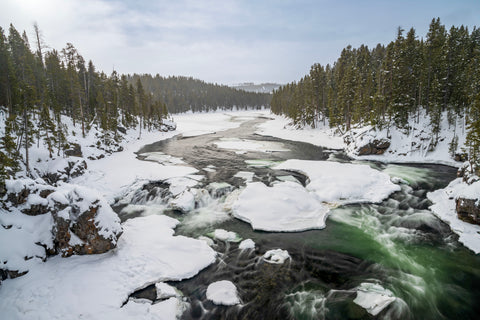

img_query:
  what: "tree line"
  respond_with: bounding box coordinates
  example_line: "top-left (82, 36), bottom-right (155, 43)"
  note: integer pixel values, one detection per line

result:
top-left (129, 74), bottom-right (271, 113)
top-left (0, 23), bottom-right (271, 183)
top-left (271, 18), bottom-right (480, 165)
top-left (0, 24), bottom-right (172, 180)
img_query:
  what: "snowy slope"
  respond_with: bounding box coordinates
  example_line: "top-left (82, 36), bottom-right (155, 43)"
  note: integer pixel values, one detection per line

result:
top-left (256, 110), bottom-right (468, 167)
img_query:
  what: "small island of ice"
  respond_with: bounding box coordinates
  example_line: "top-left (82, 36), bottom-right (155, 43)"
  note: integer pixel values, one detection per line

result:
top-left (206, 280), bottom-right (241, 305)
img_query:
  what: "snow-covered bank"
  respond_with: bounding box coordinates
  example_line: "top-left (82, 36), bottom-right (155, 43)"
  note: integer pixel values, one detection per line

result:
top-left (0, 215), bottom-right (216, 319)
top-left (256, 111), bottom-right (467, 167)
top-left (428, 178), bottom-right (480, 254)
top-left (256, 114), bottom-right (344, 150)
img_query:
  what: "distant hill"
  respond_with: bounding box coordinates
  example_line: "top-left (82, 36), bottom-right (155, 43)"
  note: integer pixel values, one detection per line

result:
top-left (230, 83), bottom-right (282, 94)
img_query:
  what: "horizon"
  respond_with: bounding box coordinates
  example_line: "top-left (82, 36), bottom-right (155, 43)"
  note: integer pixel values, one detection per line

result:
top-left (2, 0), bottom-right (480, 85)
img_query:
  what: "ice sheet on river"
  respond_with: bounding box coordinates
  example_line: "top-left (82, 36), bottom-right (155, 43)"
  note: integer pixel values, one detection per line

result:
top-left (0, 215), bottom-right (216, 320)
top-left (275, 160), bottom-right (401, 204)
top-left (233, 181), bottom-right (330, 231)
top-left (233, 160), bottom-right (400, 232)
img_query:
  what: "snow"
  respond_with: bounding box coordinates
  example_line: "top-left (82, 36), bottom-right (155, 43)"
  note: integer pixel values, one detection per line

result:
top-left (1, 178), bottom-right (122, 273)
top-left (233, 160), bottom-right (399, 232)
top-left (256, 114), bottom-right (344, 149)
top-left (353, 282), bottom-right (396, 316)
top-left (344, 110), bottom-right (467, 166)
top-left (141, 152), bottom-right (186, 165)
top-left (233, 181), bottom-right (329, 232)
top-left (275, 160), bottom-right (401, 204)
top-left (428, 179), bottom-right (480, 254)
top-left (169, 190), bottom-right (196, 213)
top-left (263, 249), bottom-right (291, 264)
top-left (0, 215), bottom-right (216, 319)
top-left (256, 110), bottom-right (468, 167)
top-left (156, 282), bottom-right (180, 300)
top-left (245, 159), bottom-right (281, 168)
top-left (120, 297), bottom-right (187, 320)
top-left (239, 239), bottom-right (255, 250)
top-left (234, 171), bottom-right (255, 182)
top-left (214, 137), bottom-right (289, 153)
top-left (211, 229), bottom-right (242, 242)
top-left (0, 211), bottom-right (53, 272)
top-left (206, 280), bottom-right (241, 306)
top-left (172, 111), bottom-right (252, 137)
top-left (167, 176), bottom-right (200, 196)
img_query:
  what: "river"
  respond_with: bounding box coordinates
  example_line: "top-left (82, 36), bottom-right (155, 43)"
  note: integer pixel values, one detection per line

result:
top-left (118, 115), bottom-right (480, 320)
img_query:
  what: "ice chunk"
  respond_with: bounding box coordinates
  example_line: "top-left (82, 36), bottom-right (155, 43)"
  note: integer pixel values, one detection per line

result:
top-left (353, 282), bottom-right (396, 316)
top-left (206, 280), bottom-right (240, 305)
top-left (234, 171), bottom-right (255, 182)
top-left (156, 282), bottom-right (180, 300)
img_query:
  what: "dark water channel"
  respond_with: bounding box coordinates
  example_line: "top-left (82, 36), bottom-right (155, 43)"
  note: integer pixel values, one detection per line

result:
top-left (126, 115), bottom-right (480, 320)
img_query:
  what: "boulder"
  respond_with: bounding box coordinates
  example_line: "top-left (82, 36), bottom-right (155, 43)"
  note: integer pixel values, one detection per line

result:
top-left (357, 139), bottom-right (391, 156)
top-left (456, 197), bottom-right (480, 226)
top-left (454, 153), bottom-right (468, 162)
top-left (117, 126), bottom-right (127, 134)
top-left (52, 203), bottom-right (121, 257)
top-left (65, 143), bottom-right (83, 157)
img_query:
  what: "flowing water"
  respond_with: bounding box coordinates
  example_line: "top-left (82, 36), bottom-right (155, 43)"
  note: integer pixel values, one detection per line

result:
top-left (117, 115), bottom-right (480, 320)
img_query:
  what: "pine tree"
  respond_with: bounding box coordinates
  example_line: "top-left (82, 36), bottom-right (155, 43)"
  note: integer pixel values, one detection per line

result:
top-left (466, 92), bottom-right (480, 167)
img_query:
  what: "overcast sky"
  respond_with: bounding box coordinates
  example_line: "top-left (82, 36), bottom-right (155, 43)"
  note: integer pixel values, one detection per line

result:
top-left (2, 0), bottom-right (480, 85)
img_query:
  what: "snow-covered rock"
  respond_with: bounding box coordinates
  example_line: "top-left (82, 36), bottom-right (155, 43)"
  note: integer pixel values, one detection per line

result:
top-left (239, 239), bottom-right (255, 250)
top-left (211, 229), bottom-right (242, 242)
top-left (263, 249), bottom-right (291, 264)
top-left (428, 178), bottom-right (480, 254)
top-left (169, 190), bottom-right (196, 213)
top-left (207, 182), bottom-right (234, 198)
top-left (206, 280), bottom-right (241, 305)
top-left (0, 215), bottom-right (216, 319)
top-left (1, 178), bottom-right (122, 277)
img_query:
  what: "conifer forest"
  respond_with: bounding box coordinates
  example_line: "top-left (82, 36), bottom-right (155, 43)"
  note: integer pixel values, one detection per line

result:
top-left (271, 18), bottom-right (480, 166)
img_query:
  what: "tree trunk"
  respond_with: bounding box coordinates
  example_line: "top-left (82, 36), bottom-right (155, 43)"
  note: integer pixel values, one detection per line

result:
top-left (23, 107), bottom-right (30, 176)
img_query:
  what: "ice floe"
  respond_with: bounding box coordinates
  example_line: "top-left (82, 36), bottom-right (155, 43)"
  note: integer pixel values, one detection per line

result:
top-left (206, 280), bottom-right (241, 305)
top-left (275, 160), bottom-right (401, 204)
top-left (232, 181), bottom-right (329, 232)
top-left (353, 282), bottom-right (396, 316)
